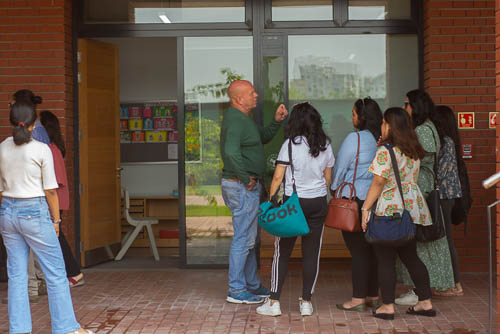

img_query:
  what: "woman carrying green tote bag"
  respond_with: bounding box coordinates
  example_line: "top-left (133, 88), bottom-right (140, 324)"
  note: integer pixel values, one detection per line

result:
top-left (256, 102), bottom-right (334, 318)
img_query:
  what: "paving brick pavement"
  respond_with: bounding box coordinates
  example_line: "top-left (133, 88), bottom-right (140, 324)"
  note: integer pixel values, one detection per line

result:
top-left (0, 268), bottom-right (494, 333)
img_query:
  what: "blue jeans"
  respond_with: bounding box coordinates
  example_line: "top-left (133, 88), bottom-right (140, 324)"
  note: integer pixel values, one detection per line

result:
top-left (0, 197), bottom-right (80, 334)
top-left (221, 179), bottom-right (262, 294)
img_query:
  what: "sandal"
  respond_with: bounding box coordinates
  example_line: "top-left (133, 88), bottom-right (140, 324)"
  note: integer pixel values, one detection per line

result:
top-left (433, 287), bottom-right (464, 297)
top-left (68, 277), bottom-right (85, 288)
top-left (372, 308), bottom-right (394, 320)
top-left (406, 306), bottom-right (436, 317)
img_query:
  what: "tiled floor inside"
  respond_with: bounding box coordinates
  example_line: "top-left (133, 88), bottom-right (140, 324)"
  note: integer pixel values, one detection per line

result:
top-left (0, 262), bottom-right (495, 333)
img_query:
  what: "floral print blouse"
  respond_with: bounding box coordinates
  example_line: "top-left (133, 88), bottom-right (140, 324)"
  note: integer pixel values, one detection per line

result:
top-left (437, 136), bottom-right (462, 199)
top-left (368, 145), bottom-right (432, 226)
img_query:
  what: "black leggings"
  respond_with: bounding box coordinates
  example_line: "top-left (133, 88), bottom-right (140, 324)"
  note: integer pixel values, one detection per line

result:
top-left (270, 196), bottom-right (327, 301)
top-left (374, 239), bottom-right (431, 304)
top-left (59, 211), bottom-right (81, 278)
top-left (341, 198), bottom-right (378, 298)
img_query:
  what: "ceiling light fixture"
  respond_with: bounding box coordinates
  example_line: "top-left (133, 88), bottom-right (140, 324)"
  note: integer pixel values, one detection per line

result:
top-left (159, 13), bottom-right (171, 23)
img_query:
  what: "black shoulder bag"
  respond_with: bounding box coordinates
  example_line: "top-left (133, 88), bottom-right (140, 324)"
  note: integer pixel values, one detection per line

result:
top-left (416, 125), bottom-right (446, 242)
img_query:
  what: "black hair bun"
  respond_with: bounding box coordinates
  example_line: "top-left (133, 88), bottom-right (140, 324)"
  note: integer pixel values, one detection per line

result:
top-left (32, 95), bottom-right (42, 104)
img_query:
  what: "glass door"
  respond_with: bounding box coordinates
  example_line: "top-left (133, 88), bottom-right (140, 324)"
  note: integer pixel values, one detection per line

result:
top-left (182, 36), bottom-right (253, 265)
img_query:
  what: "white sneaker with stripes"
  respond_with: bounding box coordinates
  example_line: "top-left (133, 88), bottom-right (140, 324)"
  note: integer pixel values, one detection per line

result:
top-left (256, 298), bottom-right (282, 316)
top-left (299, 298), bottom-right (313, 316)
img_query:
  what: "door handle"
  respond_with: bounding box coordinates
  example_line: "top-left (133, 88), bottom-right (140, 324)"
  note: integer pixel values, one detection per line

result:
top-left (116, 167), bottom-right (123, 172)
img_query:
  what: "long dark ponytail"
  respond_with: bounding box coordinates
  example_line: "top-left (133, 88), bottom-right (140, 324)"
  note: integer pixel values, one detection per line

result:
top-left (40, 110), bottom-right (66, 157)
top-left (10, 102), bottom-right (37, 145)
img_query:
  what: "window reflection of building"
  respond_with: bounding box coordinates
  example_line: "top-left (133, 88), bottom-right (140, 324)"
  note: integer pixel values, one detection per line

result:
top-left (290, 56), bottom-right (386, 100)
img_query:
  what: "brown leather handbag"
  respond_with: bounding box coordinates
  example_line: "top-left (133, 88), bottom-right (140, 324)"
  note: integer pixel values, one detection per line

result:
top-left (325, 132), bottom-right (361, 232)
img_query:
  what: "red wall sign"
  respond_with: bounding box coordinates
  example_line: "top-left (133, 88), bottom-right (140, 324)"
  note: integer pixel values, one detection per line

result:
top-left (457, 112), bottom-right (475, 129)
top-left (489, 112), bottom-right (497, 129)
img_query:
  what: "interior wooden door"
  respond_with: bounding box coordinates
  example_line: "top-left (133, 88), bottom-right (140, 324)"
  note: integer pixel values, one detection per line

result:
top-left (78, 38), bottom-right (121, 267)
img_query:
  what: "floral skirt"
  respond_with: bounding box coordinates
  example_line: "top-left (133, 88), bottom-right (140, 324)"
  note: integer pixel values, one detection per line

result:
top-left (396, 236), bottom-right (455, 291)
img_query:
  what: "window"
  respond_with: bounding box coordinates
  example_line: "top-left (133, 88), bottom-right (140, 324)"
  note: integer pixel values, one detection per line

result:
top-left (84, 0), bottom-right (246, 24)
top-left (288, 34), bottom-right (418, 154)
top-left (272, 0), bottom-right (333, 21)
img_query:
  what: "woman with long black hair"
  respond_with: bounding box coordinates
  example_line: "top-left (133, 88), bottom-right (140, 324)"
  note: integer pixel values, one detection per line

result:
top-left (40, 110), bottom-right (85, 288)
top-left (256, 102), bottom-right (334, 317)
top-left (430, 105), bottom-right (469, 296)
top-left (395, 90), bottom-right (455, 305)
top-left (331, 98), bottom-right (382, 312)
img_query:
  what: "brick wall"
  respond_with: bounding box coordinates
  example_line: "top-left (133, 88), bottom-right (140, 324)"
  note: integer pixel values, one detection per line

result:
top-left (424, 0), bottom-right (496, 273)
top-left (0, 0), bottom-right (75, 251)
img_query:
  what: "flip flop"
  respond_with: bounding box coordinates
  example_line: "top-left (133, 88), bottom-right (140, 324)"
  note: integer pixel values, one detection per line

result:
top-left (372, 309), bottom-right (394, 320)
top-left (69, 277), bottom-right (85, 288)
top-left (406, 306), bottom-right (436, 317)
top-left (336, 303), bottom-right (366, 312)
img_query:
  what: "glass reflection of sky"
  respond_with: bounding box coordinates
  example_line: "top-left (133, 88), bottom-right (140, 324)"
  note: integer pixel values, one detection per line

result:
top-left (184, 37), bottom-right (253, 103)
top-left (289, 35), bottom-right (386, 79)
top-left (349, 6), bottom-right (386, 20)
top-left (272, 5), bottom-right (333, 21)
top-left (135, 7), bottom-right (244, 24)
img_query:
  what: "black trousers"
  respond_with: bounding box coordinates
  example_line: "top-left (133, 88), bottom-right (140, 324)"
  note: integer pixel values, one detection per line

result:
top-left (341, 198), bottom-right (378, 298)
top-left (59, 211), bottom-right (81, 278)
top-left (441, 198), bottom-right (460, 284)
top-left (270, 196), bottom-right (327, 301)
top-left (374, 239), bottom-right (431, 304)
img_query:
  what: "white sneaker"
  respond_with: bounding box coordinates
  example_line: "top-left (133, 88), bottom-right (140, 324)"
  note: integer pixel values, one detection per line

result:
top-left (256, 298), bottom-right (282, 316)
top-left (299, 298), bottom-right (313, 316)
top-left (395, 290), bottom-right (418, 306)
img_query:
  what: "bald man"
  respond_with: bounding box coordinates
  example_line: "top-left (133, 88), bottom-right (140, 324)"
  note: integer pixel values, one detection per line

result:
top-left (221, 80), bottom-right (287, 304)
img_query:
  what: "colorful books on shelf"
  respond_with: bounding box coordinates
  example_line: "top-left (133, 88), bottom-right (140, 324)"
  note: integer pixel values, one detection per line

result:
top-left (120, 102), bottom-right (178, 144)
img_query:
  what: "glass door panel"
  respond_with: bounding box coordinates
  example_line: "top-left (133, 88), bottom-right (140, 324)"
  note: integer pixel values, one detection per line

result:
top-left (288, 34), bottom-right (418, 257)
top-left (183, 36), bottom-right (253, 265)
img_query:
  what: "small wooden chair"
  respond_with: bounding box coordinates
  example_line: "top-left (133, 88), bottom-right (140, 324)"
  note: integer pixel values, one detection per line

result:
top-left (115, 189), bottom-right (160, 261)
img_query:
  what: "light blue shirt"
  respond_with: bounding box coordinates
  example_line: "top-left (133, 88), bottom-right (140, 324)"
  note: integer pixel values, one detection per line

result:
top-left (32, 120), bottom-right (50, 144)
top-left (330, 130), bottom-right (378, 200)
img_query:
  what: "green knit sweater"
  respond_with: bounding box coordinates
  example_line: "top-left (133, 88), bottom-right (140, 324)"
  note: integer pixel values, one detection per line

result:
top-left (220, 106), bottom-right (281, 185)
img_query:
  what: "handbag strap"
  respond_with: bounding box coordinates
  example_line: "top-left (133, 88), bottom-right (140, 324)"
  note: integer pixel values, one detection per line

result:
top-left (383, 144), bottom-right (406, 208)
top-left (350, 132), bottom-right (361, 197)
top-left (288, 138), bottom-right (297, 193)
top-left (271, 138), bottom-right (297, 204)
top-left (422, 123), bottom-right (439, 189)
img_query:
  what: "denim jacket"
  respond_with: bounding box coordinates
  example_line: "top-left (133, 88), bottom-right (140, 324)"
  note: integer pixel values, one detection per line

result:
top-left (330, 130), bottom-right (378, 200)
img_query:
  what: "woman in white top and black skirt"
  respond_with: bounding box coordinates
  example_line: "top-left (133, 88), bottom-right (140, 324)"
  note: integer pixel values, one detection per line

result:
top-left (0, 102), bottom-right (93, 334)
top-left (256, 102), bottom-right (335, 317)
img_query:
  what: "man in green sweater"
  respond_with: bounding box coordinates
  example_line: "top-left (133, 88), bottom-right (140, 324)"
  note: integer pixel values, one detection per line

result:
top-left (221, 80), bottom-right (287, 304)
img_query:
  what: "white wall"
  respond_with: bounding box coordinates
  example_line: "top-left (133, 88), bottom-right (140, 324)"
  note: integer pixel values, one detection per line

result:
top-left (96, 37), bottom-right (178, 196)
